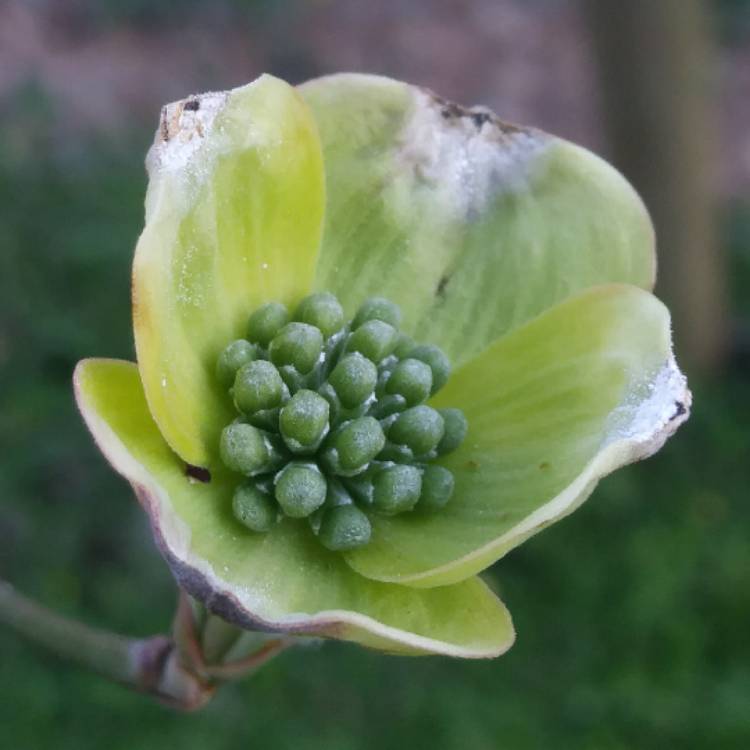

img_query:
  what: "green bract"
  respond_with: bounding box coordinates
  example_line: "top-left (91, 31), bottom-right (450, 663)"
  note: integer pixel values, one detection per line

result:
top-left (74, 73), bottom-right (689, 658)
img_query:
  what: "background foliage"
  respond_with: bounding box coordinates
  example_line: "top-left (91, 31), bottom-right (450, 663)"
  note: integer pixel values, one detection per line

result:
top-left (1, 1), bottom-right (749, 748)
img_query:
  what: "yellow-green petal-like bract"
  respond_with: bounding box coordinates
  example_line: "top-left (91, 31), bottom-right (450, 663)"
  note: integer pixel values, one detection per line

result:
top-left (343, 284), bottom-right (689, 587)
top-left (133, 75), bottom-right (325, 467)
top-left (74, 359), bottom-right (515, 657)
top-left (300, 74), bottom-right (656, 365)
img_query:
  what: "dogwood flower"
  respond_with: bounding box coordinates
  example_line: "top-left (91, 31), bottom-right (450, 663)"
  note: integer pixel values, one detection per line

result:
top-left (74, 73), bottom-right (689, 659)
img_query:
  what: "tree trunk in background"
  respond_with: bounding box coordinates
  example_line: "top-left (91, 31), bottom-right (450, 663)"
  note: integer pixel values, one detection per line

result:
top-left (584, 0), bottom-right (728, 376)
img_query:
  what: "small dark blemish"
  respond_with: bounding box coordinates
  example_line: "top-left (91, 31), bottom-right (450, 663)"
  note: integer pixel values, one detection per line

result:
top-left (465, 459), bottom-right (480, 471)
top-left (671, 401), bottom-right (687, 420)
top-left (436, 275), bottom-right (450, 297)
top-left (539, 461), bottom-right (550, 471)
top-left (184, 98), bottom-right (200, 112)
top-left (428, 89), bottom-right (527, 134)
top-left (185, 464), bottom-right (211, 483)
top-left (160, 112), bottom-right (170, 142)
top-left (439, 100), bottom-right (463, 120)
top-left (471, 111), bottom-right (491, 129)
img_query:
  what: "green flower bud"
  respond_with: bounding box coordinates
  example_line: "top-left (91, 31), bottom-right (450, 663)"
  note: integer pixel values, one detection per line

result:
top-left (317, 382), bottom-right (342, 422)
top-left (408, 344), bottom-right (451, 394)
top-left (376, 441), bottom-right (413, 463)
top-left (393, 333), bottom-right (416, 359)
top-left (232, 482), bottom-right (277, 532)
top-left (372, 464), bottom-right (422, 515)
top-left (419, 465), bottom-right (455, 511)
top-left (436, 408), bottom-right (468, 455)
top-left (324, 417), bottom-right (385, 474)
top-left (269, 322), bottom-right (324, 374)
top-left (215, 294), bottom-right (467, 548)
top-left (247, 302), bottom-right (290, 347)
top-left (324, 477), bottom-right (354, 507)
top-left (234, 360), bottom-right (285, 415)
top-left (323, 327), bottom-right (348, 366)
top-left (246, 407), bottom-right (280, 433)
top-left (346, 320), bottom-right (398, 363)
top-left (277, 365), bottom-right (307, 395)
top-left (328, 352), bottom-right (378, 408)
top-left (388, 405), bottom-right (445, 456)
top-left (385, 358), bottom-right (433, 406)
top-left (318, 504), bottom-right (372, 551)
top-left (279, 389), bottom-right (330, 453)
top-left (374, 359), bottom-right (397, 398)
top-left (342, 473), bottom-right (375, 506)
top-left (216, 339), bottom-right (257, 388)
top-left (369, 394), bottom-right (407, 420)
top-left (220, 423), bottom-right (270, 475)
top-left (274, 463), bottom-right (327, 518)
top-left (295, 292), bottom-right (345, 339)
top-left (352, 297), bottom-right (402, 329)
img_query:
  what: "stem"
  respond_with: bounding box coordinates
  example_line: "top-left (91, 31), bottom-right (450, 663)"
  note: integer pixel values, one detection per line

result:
top-left (172, 590), bottom-right (295, 682)
top-left (0, 580), bottom-right (212, 710)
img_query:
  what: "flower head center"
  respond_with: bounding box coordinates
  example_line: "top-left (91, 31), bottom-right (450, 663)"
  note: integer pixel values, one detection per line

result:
top-left (217, 293), bottom-right (467, 551)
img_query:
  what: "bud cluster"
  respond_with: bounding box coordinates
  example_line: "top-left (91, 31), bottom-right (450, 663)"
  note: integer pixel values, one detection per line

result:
top-left (216, 292), bottom-right (468, 551)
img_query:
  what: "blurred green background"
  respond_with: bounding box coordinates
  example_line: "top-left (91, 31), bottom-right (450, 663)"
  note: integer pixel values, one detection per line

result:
top-left (1, 1), bottom-right (748, 748)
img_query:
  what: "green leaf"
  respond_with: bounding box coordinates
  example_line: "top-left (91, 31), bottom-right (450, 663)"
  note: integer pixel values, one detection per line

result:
top-left (133, 75), bottom-right (325, 468)
top-left (74, 358), bottom-right (515, 657)
top-left (344, 285), bottom-right (690, 588)
top-left (299, 73), bottom-right (655, 367)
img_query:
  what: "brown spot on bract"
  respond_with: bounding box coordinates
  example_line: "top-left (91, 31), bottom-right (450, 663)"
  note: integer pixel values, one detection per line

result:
top-left (436, 275), bottom-right (450, 297)
top-left (671, 401), bottom-right (687, 420)
top-left (184, 98), bottom-right (200, 112)
top-left (160, 110), bottom-right (170, 142)
top-left (440, 101), bottom-right (463, 120)
top-left (465, 459), bottom-right (480, 471)
top-left (427, 90), bottom-right (528, 135)
top-left (539, 462), bottom-right (550, 470)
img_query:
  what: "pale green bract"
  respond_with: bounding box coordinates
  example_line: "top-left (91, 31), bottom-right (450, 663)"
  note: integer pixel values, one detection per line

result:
top-left (74, 73), bottom-right (690, 658)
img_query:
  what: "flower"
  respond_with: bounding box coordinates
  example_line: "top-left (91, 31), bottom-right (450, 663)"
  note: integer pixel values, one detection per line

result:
top-left (74, 73), bottom-right (690, 659)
